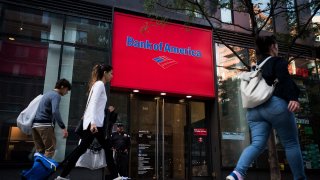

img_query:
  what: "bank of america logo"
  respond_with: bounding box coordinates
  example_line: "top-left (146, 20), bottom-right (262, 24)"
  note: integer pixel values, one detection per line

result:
top-left (152, 56), bottom-right (177, 69)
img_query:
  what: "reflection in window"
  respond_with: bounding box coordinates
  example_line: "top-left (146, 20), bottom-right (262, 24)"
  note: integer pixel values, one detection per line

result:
top-left (292, 77), bottom-right (320, 169)
top-left (2, 8), bottom-right (63, 41)
top-left (184, 0), bottom-right (203, 18)
top-left (252, 0), bottom-right (273, 32)
top-left (76, 31), bottom-right (88, 44)
top-left (288, 57), bottom-right (318, 80)
top-left (0, 39), bottom-right (49, 163)
top-left (64, 16), bottom-right (110, 48)
top-left (287, 0), bottom-right (298, 36)
top-left (190, 102), bottom-right (208, 176)
top-left (0, 5), bottom-right (112, 163)
top-left (310, 0), bottom-right (320, 42)
top-left (220, 0), bottom-right (232, 23)
top-left (215, 43), bottom-right (251, 167)
top-left (288, 57), bottom-right (320, 169)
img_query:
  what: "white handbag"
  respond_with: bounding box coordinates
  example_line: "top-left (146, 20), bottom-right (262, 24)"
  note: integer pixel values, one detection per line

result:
top-left (239, 56), bottom-right (276, 108)
top-left (75, 141), bottom-right (107, 170)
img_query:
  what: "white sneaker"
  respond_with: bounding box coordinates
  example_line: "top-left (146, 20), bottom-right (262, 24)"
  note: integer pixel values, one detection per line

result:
top-left (55, 176), bottom-right (70, 180)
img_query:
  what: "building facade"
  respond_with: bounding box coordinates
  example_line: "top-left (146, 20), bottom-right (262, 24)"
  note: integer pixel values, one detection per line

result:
top-left (0, 0), bottom-right (319, 179)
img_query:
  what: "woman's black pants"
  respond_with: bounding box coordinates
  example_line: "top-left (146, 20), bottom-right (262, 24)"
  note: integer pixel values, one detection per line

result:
top-left (60, 127), bottom-right (118, 179)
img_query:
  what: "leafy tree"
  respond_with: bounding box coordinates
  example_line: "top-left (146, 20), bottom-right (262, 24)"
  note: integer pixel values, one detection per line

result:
top-left (144, 0), bottom-right (320, 179)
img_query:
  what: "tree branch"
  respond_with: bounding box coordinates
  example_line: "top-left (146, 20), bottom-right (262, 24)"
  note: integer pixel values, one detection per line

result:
top-left (286, 3), bottom-right (320, 59)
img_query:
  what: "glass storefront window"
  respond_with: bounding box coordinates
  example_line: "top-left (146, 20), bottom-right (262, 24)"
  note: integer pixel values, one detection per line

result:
top-left (190, 101), bottom-right (209, 176)
top-left (288, 57), bottom-right (318, 80)
top-left (109, 92), bottom-right (129, 132)
top-left (310, 0), bottom-right (320, 42)
top-left (288, 77), bottom-right (320, 170)
top-left (215, 43), bottom-right (251, 167)
top-left (286, 57), bottom-right (320, 169)
top-left (2, 8), bottom-right (63, 41)
top-left (252, 0), bottom-right (273, 32)
top-left (220, 0), bottom-right (232, 23)
top-left (0, 39), bottom-right (50, 163)
top-left (0, 4), bottom-right (112, 164)
top-left (64, 16), bottom-right (111, 48)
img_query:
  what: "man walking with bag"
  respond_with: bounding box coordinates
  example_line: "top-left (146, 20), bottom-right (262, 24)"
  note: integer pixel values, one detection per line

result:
top-left (32, 78), bottom-right (71, 158)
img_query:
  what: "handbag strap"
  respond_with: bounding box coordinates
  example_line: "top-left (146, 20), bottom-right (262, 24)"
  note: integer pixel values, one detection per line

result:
top-left (83, 87), bottom-right (94, 117)
top-left (256, 56), bottom-right (272, 69)
top-left (257, 56), bottom-right (278, 85)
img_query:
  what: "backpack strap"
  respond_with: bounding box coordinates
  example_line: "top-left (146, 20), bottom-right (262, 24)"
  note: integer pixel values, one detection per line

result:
top-left (256, 56), bottom-right (272, 69)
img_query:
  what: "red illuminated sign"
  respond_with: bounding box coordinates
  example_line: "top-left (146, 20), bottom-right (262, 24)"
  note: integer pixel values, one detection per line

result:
top-left (112, 12), bottom-right (215, 97)
top-left (194, 128), bottom-right (207, 136)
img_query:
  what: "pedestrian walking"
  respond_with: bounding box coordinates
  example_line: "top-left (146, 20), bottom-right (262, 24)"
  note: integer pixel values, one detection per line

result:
top-left (226, 35), bottom-right (306, 180)
top-left (55, 64), bottom-right (118, 180)
top-left (32, 78), bottom-right (71, 158)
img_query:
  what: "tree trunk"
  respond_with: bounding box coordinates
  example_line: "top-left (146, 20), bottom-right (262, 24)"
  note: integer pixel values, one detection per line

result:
top-left (268, 130), bottom-right (281, 180)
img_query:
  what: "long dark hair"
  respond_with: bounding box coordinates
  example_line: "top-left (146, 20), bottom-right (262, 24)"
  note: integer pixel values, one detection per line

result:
top-left (88, 64), bottom-right (112, 92)
top-left (255, 35), bottom-right (277, 56)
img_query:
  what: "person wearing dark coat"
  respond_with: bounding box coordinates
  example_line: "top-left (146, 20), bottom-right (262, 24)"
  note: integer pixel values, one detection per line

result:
top-left (111, 123), bottom-right (131, 177)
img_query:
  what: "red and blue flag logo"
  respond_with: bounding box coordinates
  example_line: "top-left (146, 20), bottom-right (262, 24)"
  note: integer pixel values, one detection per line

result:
top-left (152, 56), bottom-right (178, 69)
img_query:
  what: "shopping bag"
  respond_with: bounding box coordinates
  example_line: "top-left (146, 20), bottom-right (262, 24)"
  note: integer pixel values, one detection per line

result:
top-left (75, 141), bottom-right (107, 170)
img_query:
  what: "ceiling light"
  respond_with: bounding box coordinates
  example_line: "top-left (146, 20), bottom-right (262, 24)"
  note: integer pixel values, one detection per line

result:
top-left (8, 37), bottom-right (15, 41)
top-left (133, 90), bottom-right (139, 93)
top-left (160, 92), bottom-right (166, 96)
top-left (179, 99), bottom-right (185, 103)
top-left (186, 95), bottom-right (192, 98)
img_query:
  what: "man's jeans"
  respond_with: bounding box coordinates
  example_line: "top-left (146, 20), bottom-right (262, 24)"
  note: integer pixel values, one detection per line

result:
top-left (235, 96), bottom-right (306, 180)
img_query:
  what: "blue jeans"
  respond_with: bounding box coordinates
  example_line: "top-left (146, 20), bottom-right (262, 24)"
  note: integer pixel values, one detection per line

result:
top-left (235, 96), bottom-right (306, 180)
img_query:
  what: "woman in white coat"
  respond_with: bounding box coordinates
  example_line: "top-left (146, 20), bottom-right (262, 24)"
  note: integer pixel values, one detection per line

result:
top-left (56, 64), bottom-right (118, 180)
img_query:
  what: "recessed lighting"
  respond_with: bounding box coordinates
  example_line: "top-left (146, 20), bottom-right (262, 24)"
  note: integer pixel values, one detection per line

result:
top-left (20, 27), bottom-right (23, 31)
top-left (186, 95), bottom-right (192, 98)
top-left (133, 90), bottom-right (139, 93)
top-left (179, 99), bottom-right (185, 103)
top-left (160, 92), bottom-right (166, 96)
top-left (9, 37), bottom-right (15, 41)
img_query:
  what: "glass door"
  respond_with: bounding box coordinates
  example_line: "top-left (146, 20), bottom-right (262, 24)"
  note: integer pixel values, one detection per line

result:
top-left (130, 95), bottom-right (187, 180)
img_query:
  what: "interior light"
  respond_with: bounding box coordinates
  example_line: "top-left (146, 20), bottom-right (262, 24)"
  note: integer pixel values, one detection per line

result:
top-left (160, 93), bottom-right (166, 96)
top-left (179, 99), bottom-right (185, 103)
top-left (186, 95), bottom-right (192, 98)
top-left (8, 37), bottom-right (15, 41)
top-left (20, 27), bottom-right (23, 31)
top-left (133, 90), bottom-right (139, 93)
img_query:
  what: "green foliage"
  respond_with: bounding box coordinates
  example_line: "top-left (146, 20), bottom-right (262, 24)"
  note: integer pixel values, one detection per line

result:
top-left (143, 0), bottom-right (319, 63)
top-left (143, 0), bottom-right (156, 14)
